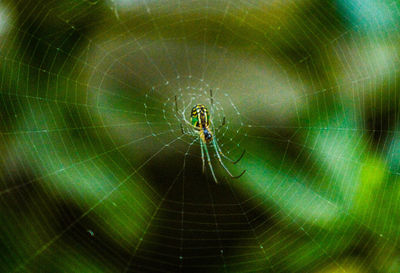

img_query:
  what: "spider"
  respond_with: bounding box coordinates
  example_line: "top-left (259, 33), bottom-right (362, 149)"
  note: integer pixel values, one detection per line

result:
top-left (175, 90), bottom-right (246, 183)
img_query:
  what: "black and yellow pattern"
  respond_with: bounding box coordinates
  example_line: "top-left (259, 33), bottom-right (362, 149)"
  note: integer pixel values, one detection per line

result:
top-left (190, 104), bottom-right (210, 129)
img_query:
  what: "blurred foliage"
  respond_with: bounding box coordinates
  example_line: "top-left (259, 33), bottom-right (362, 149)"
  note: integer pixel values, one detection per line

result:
top-left (1, 0), bottom-right (400, 272)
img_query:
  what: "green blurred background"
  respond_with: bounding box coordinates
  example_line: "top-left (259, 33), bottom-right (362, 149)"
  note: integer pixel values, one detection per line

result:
top-left (1, 0), bottom-right (400, 272)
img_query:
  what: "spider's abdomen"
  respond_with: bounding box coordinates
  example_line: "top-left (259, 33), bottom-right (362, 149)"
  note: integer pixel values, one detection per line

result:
top-left (191, 104), bottom-right (210, 129)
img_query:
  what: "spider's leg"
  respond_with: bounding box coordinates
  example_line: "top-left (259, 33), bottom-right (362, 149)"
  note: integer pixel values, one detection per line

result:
top-left (212, 138), bottom-right (246, 179)
top-left (216, 117), bottom-right (226, 131)
top-left (175, 95), bottom-right (185, 134)
top-left (202, 140), bottom-right (219, 183)
top-left (199, 137), bottom-right (205, 174)
top-left (175, 95), bottom-right (178, 112)
top-left (213, 137), bottom-right (245, 164)
top-left (210, 89), bottom-right (214, 109)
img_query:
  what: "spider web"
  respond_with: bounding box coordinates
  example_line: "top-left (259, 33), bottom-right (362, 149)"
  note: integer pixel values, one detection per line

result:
top-left (1, 0), bottom-right (400, 272)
